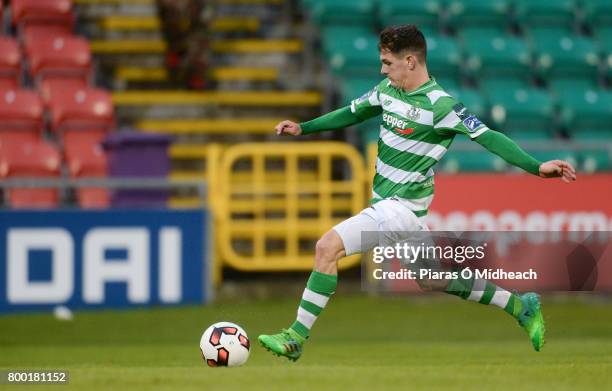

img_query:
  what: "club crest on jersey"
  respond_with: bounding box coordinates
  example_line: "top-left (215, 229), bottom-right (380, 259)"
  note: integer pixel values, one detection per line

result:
top-left (452, 103), bottom-right (482, 132)
top-left (406, 105), bottom-right (421, 121)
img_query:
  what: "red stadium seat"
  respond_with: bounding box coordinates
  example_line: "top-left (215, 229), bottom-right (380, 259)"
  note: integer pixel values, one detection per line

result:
top-left (0, 140), bottom-right (61, 208)
top-left (21, 24), bottom-right (72, 47)
top-left (48, 87), bottom-right (115, 134)
top-left (0, 37), bottom-right (21, 89)
top-left (0, 89), bottom-right (44, 141)
top-left (65, 140), bottom-right (110, 208)
top-left (0, 130), bottom-right (39, 146)
top-left (25, 35), bottom-right (92, 83)
top-left (11, 0), bottom-right (74, 30)
top-left (39, 77), bottom-right (87, 107)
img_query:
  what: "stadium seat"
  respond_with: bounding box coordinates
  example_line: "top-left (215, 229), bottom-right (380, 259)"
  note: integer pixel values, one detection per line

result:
top-left (321, 26), bottom-right (372, 58)
top-left (528, 149), bottom-right (578, 169)
top-left (480, 77), bottom-right (531, 97)
top-left (48, 87), bottom-right (115, 136)
top-left (0, 89), bottom-right (44, 141)
top-left (579, 149), bottom-right (610, 173)
top-left (583, 0), bottom-right (612, 31)
top-left (435, 78), bottom-right (461, 96)
top-left (514, 0), bottom-right (578, 30)
top-left (11, 0), bottom-right (74, 30)
top-left (0, 140), bottom-right (61, 208)
top-left (323, 29), bottom-right (380, 77)
top-left (21, 24), bottom-right (73, 47)
top-left (446, 0), bottom-right (511, 32)
top-left (530, 30), bottom-right (600, 81)
top-left (594, 27), bottom-right (612, 80)
top-left (308, 0), bottom-right (376, 27)
top-left (39, 77), bottom-right (88, 107)
top-left (378, 0), bottom-right (443, 33)
top-left (24, 35), bottom-right (92, 84)
top-left (65, 140), bottom-right (110, 208)
top-left (547, 77), bottom-right (599, 97)
top-left (559, 89), bottom-right (612, 138)
top-left (0, 37), bottom-right (20, 89)
top-left (426, 35), bottom-right (461, 80)
top-left (487, 87), bottom-right (555, 136)
top-left (340, 77), bottom-right (381, 105)
top-left (439, 149), bottom-right (508, 173)
top-left (462, 32), bottom-right (531, 79)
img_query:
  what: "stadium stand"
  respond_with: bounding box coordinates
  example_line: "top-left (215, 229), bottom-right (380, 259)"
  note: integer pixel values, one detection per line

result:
top-left (0, 0), bottom-right (610, 216)
top-left (0, 140), bottom-right (62, 208)
top-left (0, 37), bottom-right (21, 89)
top-left (0, 89), bottom-right (44, 144)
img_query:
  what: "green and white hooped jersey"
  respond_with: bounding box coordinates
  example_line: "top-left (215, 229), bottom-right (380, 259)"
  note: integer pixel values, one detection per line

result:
top-left (351, 78), bottom-right (489, 217)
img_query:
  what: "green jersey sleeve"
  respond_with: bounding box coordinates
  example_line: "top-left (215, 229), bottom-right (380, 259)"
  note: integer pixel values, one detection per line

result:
top-left (349, 81), bottom-right (384, 121)
top-left (433, 97), bottom-right (490, 139)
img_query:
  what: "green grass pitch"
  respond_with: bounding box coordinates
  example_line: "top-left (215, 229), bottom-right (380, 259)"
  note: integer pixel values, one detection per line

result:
top-left (1, 295), bottom-right (611, 390)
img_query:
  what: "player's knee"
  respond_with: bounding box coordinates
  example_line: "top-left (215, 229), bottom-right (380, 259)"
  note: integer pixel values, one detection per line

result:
top-left (315, 231), bottom-right (344, 264)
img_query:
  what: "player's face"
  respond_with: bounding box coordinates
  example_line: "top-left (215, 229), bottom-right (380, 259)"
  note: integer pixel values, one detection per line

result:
top-left (379, 50), bottom-right (414, 89)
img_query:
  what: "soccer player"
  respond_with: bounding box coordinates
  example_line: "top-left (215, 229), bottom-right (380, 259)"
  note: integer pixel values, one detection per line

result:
top-left (258, 25), bottom-right (577, 361)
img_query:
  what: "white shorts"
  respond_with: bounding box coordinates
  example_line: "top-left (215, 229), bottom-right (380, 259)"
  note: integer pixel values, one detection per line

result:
top-left (332, 198), bottom-right (429, 256)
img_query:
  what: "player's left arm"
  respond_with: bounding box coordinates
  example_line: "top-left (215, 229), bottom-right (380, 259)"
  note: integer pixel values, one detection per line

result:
top-left (433, 99), bottom-right (576, 183)
top-left (474, 130), bottom-right (577, 183)
top-left (474, 129), bottom-right (576, 183)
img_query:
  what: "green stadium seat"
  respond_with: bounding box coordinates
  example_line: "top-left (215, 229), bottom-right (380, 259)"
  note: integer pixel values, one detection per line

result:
top-left (446, 0), bottom-right (511, 32)
top-left (322, 28), bottom-right (380, 77)
top-left (480, 77), bottom-right (531, 98)
top-left (506, 129), bottom-right (552, 142)
top-left (321, 26), bottom-right (373, 57)
top-left (530, 29), bottom-right (600, 81)
top-left (583, 0), bottom-right (612, 31)
top-left (579, 149), bottom-right (610, 173)
top-left (340, 78), bottom-right (382, 105)
top-left (434, 78), bottom-right (460, 97)
top-left (527, 149), bottom-right (578, 168)
top-left (571, 130), bottom-right (612, 141)
top-left (514, 0), bottom-right (578, 30)
top-left (426, 35), bottom-right (461, 80)
top-left (548, 77), bottom-right (599, 97)
top-left (487, 87), bottom-right (555, 136)
top-left (439, 149), bottom-right (508, 173)
top-left (594, 27), bottom-right (612, 80)
top-left (559, 89), bottom-right (612, 137)
top-left (378, 0), bottom-right (443, 32)
top-left (309, 0), bottom-right (376, 27)
top-left (462, 32), bottom-right (531, 79)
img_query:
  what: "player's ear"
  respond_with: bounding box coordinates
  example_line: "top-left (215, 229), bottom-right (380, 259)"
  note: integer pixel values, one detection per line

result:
top-left (405, 54), bottom-right (416, 70)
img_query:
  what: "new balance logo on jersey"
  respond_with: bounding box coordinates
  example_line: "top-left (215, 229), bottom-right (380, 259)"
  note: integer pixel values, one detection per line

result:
top-left (452, 103), bottom-right (483, 132)
top-left (383, 113), bottom-right (413, 134)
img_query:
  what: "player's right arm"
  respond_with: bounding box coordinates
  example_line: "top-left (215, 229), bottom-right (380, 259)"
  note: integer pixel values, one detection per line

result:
top-left (275, 82), bottom-right (384, 136)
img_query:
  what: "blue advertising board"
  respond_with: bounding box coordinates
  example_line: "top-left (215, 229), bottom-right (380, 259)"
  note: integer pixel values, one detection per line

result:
top-left (0, 209), bottom-right (209, 313)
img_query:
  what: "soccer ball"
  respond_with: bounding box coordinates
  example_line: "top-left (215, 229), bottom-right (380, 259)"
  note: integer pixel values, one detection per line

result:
top-left (199, 321), bottom-right (250, 367)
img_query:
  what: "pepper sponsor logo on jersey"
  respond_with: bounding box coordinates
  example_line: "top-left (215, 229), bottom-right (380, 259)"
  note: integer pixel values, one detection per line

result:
top-left (383, 113), bottom-right (414, 135)
top-left (452, 103), bottom-right (483, 132)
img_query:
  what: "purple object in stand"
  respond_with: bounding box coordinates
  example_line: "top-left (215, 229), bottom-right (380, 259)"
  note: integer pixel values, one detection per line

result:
top-left (103, 131), bottom-right (172, 208)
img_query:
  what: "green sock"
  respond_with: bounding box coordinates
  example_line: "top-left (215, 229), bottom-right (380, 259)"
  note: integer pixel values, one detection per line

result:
top-left (445, 276), bottom-right (523, 318)
top-left (290, 271), bottom-right (337, 339)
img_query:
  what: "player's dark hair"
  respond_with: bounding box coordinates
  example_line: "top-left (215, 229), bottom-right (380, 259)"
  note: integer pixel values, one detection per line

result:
top-left (379, 25), bottom-right (427, 63)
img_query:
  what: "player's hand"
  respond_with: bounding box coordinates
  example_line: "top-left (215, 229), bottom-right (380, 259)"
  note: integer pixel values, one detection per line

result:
top-left (274, 120), bottom-right (302, 136)
top-left (539, 160), bottom-right (577, 183)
